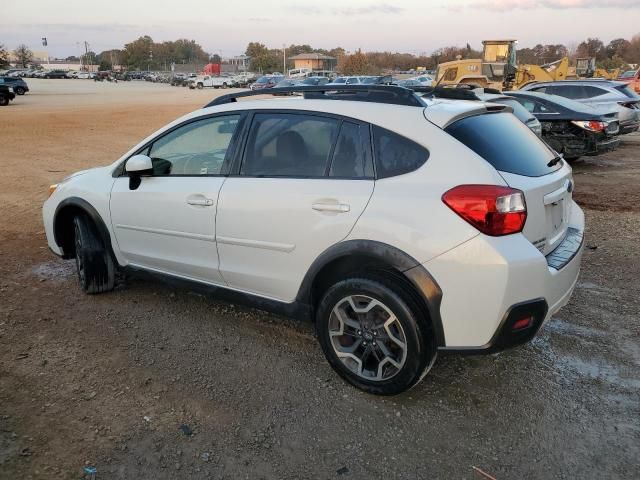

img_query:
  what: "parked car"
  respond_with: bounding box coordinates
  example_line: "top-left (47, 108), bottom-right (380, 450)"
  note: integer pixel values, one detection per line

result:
top-left (75, 72), bottom-right (92, 79)
top-left (409, 75), bottom-right (433, 86)
top-left (395, 79), bottom-right (423, 88)
top-left (299, 76), bottom-right (330, 86)
top-left (326, 76), bottom-right (367, 85)
top-left (521, 80), bottom-right (640, 134)
top-left (617, 69), bottom-right (640, 94)
top-left (189, 75), bottom-right (234, 89)
top-left (0, 85), bottom-right (16, 106)
top-left (249, 75), bottom-right (283, 90)
top-left (509, 91), bottom-right (620, 160)
top-left (43, 70), bottom-right (69, 79)
top-left (43, 85), bottom-right (584, 395)
top-left (417, 87), bottom-right (543, 137)
top-left (0, 77), bottom-right (30, 95)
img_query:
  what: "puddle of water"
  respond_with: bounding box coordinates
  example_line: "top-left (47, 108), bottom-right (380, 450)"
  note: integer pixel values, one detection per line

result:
top-left (31, 260), bottom-right (75, 280)
top-left (545, 317), bottom-right (605, 339)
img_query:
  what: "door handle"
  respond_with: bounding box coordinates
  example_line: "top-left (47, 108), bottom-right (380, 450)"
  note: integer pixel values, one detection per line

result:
top-left (312, 202), bottom-right (350, 213)
top-left (187, 196), bottom-right (214, 206)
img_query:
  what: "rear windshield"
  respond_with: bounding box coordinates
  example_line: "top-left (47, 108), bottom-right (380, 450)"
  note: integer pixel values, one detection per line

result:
top-left (445, 112), bottom-right (559, 177)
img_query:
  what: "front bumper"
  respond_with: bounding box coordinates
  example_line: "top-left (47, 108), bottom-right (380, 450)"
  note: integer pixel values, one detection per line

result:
top-left (428, 200), bottom-right (585, 351)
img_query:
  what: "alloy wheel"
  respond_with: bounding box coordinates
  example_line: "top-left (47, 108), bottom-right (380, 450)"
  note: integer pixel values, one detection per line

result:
top-left (328, 295), bottom-right (407, 381)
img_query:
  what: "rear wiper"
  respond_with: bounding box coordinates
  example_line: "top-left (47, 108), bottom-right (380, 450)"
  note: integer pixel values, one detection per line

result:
top-left (547, 155), bottom-right (563, 167)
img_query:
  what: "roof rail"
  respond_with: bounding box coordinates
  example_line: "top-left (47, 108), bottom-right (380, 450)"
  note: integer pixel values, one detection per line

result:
top-left (204, 84), bottom-right (425, 108)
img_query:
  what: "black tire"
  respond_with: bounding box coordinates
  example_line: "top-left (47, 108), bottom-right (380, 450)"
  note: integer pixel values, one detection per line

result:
top-left (73, 214), bottom-right (115, 294)
top-left (563, 156), bottom-right (581, 163)
top-left (0, 95), bottom-right (8, 106)
top-left (316, 276), bottom-right (436, 395)
top-left (14, 87), bottom-right (26, 95)
top-left (222, 82), bottom-right (228, 89)
top-left (197, 83), bottom-right (203, 90)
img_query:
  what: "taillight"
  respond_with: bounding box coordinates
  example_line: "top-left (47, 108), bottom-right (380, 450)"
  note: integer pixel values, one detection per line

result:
top-left (442, 185), bottom-right (527, 236)
top-left (571, 120), bottom-right (606, 132)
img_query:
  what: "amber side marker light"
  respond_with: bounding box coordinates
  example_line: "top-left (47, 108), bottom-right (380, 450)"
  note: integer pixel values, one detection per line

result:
top-left (48, 184), bottom-right (58, 197)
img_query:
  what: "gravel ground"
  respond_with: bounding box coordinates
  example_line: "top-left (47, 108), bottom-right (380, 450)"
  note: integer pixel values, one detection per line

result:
top-left (0, 80), bottom-right (639, 479)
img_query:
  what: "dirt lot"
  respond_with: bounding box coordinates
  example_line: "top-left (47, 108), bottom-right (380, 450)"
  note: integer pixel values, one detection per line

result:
top-left (1, 79), bottom-right (639, 479)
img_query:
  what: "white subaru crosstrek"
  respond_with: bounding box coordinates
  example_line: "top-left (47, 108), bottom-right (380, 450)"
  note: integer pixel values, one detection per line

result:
top-left (43, 85), bottom-right (584, 395)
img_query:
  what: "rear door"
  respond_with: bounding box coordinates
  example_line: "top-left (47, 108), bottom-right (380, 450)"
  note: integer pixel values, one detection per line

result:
top-left (215, 111), bottom-right (375, 302)
top-left (446, 112), bottom-right (572, 255)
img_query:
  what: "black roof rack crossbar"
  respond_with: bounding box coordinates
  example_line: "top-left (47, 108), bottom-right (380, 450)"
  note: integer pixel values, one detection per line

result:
top-left (204, 84), bottom-right (425, 108)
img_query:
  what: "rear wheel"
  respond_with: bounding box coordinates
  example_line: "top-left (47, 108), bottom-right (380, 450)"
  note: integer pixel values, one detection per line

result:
top-left (73, 214), bottom-right (115, 294)
top-left (0, 95), bottom-right (8, 106)
top-left (316, 277), bottom-right (436, 395)
top-left (197, 83), bottom-right (203, 89)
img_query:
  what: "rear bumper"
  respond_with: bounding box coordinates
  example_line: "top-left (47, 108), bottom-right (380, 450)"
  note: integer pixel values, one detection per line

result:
top-left (428, 200), bottom-right (585, 351)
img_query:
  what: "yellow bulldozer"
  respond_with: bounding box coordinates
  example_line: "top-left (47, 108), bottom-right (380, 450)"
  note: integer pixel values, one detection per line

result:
top-left (434, 40), bottom-right (571, 90)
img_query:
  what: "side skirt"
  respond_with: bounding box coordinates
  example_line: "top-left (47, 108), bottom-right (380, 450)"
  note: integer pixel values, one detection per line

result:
top-left (123, 265), bottom-right (313, 322)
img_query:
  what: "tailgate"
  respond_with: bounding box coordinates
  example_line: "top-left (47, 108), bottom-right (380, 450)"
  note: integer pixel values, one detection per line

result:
top-left (500, 165), bottom-right (574, 256)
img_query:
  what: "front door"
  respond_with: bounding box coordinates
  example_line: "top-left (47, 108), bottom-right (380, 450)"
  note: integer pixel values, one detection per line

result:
top-left (109, 114), bottom-right (242, 283)
top-left (216, 112), bottom-right (375, 302)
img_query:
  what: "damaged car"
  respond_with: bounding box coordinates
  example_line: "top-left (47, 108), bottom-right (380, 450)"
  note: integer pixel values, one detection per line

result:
top-left (508, 91), bottom-right (620, 161)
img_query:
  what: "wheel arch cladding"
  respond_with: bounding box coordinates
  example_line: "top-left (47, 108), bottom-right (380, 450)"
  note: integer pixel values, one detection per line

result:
top-left (53, 197), bottom-right (116, 261)
top-left (296, 240), bottom-right (445, 347)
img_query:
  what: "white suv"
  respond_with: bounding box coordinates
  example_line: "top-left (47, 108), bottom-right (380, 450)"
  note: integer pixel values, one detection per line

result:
top-left (43, 85), bottom-right (585, 395)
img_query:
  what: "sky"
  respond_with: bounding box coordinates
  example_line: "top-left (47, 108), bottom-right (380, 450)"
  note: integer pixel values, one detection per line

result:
top-left (1, 0), bottom-right (639, 58)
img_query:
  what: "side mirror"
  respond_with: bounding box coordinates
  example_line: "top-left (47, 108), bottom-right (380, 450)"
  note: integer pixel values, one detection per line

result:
top-left (126, 154), bottom-right (152, 190)
top-left (126, 154), bottom-right (152, 173)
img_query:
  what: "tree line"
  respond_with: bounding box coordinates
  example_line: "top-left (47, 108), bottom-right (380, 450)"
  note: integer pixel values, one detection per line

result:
top-left (2, 34), bottom-right (639, 73)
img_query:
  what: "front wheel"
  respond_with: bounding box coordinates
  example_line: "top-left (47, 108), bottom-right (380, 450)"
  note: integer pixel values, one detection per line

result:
top-left (316, 277), bottom-right (436, 395)
top-left (14, 87), bottom-right (26, 95)
top-left (73, 214), bottom-right (115, 294)
top-left (0, 95), bottom-right (8, 106)
top-left (197, 83), bottom-right (203, 90)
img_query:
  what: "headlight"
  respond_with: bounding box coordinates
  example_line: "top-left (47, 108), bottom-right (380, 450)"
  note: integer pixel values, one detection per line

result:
top-left (48, 184), bottom-right (58, 197)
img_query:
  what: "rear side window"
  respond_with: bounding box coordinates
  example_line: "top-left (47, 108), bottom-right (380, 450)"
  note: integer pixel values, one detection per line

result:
top-left (242, 113), bottom-right (339, 177)
top-left (446, 112), bottom-right (559, 177)
top-left (549, 85), bottom-right (583, 99)
top-left (329, 122), bottom-right (373, 178)
top-left (373, 126), bottom-right (429, 179)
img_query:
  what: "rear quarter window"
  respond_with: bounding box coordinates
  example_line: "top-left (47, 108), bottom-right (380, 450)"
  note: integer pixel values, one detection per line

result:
top-left (445, 112), bottom-right (560, 177)
top-left (372, 126), bottom-right (429, 179)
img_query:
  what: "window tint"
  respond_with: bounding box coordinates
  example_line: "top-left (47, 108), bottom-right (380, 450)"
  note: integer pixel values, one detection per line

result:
top-left (243, 113), bottom-right (339, 177)
top-left (147, 115), bottom-right (240, 175)
top-left (550, 85), bottom-right (586, 99)
top-left (446, 112), bottom-right (559, 177)
top-left (329, 122), bottom-right (373, 178)
top-left (372, 126), bottom-right (429, 179)
top-left (581, 86), bottom-right (608, 98)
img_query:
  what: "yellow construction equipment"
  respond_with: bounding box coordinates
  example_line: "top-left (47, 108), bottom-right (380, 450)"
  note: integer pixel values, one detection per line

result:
top-left (434, 40), bottom-right (570, 90)
top-left (572, 58), bottom-right (621, 79)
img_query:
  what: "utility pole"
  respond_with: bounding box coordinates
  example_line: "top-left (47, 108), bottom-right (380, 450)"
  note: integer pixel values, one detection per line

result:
top-left (283, 44), bottom-right (286, 75)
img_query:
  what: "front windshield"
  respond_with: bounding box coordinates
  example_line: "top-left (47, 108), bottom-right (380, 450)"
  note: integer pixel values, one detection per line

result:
top-left (360, 77), bottom-right (378, 84)
top-left (255, 76), bottom-right (269, 84)
top-left (620, 70), bottom-right (637, 78)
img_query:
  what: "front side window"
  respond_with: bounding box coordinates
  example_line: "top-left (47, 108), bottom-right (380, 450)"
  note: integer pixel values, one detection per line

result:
top-left (242, 113), bottom-right (339, 177)
top-left (146, 115), bottom-right (240, 175)
top-left (373, 126), bottom-right (429, 179)
top-left (346, 77), bottom-right (359, 84)
top-left (443, 68), bottom-right (458, 81)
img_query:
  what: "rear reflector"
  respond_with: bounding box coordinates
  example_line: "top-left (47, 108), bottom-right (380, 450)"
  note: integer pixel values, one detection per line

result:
top-left (442, 185), bottom-right (527, 236)
top-left (512, 316), bottom-right (533, 331)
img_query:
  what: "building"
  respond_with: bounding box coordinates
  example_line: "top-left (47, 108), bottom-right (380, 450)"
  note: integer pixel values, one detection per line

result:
top-left (223, 55), bottom-right (250, 73)
top-left (289, 53), bottom-right (336, 72)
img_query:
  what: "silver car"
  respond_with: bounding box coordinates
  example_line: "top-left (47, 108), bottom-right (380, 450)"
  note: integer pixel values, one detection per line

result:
top-left (521, 80), bottom-right (640, 134)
